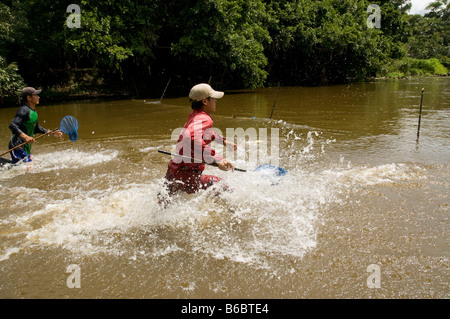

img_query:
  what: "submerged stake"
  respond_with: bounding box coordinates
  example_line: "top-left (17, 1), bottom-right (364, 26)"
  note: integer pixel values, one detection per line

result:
top-left (159, 78), bottom-right (171, 102)
top-left (416, 88), bottom-right (424, 143)
top-left (269, 82), bottom-right (280, 119)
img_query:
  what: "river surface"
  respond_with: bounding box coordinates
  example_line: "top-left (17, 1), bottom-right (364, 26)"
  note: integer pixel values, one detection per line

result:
top-left (0, 78), bottom-right (448, 299)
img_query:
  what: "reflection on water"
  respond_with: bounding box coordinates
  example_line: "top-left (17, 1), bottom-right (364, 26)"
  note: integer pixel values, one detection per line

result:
top-left (0, 78), bottom-right (448, 298)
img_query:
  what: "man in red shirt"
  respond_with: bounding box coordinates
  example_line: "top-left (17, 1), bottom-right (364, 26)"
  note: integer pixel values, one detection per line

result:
top-left (164, 83), bottom-right (237, 195)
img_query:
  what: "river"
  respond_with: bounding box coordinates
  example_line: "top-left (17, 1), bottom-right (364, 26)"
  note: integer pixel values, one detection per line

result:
top-left (0, 78), bottom-right (448, 298)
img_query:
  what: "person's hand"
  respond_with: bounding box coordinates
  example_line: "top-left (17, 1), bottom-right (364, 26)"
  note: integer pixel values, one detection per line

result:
top-left (51, 129), bottom-right (63, 139)
top-left (217, 159), bottom-right (234, 172)
top-left (20, 133), bottom-right (35, 144)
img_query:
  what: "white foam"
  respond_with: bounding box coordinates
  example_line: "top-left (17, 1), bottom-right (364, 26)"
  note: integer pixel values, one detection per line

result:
top-left (0, 127), bottom-right (428, 269)
top-left (0, 149), bottom-right (118, 180)
top-left (139, 146), bottom-right (164, 153)
top-left (0, 247), bottom-right (20, 262)
top-left (324, 163), bottom-right (427, 188)
top-left (35, 149), bottom-right (119, 172)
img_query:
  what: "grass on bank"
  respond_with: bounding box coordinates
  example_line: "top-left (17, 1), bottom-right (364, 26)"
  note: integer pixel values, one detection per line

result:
top-left (379, 57), bottom-right (449, 78)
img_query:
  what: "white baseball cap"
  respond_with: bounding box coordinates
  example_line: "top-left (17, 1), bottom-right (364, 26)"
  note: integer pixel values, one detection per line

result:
top-left (189, 83), bottom-right (224, 102)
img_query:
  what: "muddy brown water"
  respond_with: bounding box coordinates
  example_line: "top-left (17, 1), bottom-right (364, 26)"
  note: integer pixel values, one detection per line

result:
top-left (0, 78), bottom-right (448, 298)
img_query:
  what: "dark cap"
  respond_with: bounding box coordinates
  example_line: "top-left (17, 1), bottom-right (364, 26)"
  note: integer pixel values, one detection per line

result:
top-left (21, 87), bottom-right (42, 100)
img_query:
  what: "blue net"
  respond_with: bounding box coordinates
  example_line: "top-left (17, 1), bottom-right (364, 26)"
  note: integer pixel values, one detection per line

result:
top-left (253, 164), bottom-right (288, 185)
top-left (59, 116), bottom-right (79, 141)
top-left (254, 164), bottom-right (288, 176)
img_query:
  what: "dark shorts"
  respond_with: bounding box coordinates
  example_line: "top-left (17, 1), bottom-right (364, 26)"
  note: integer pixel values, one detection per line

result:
top-left (10, 147), bottom-right (32, 164)
top-left (165, 163), bottom-right (222, 194)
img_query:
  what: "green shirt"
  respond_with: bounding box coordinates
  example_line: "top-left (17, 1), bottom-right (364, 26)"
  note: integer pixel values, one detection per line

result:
top-left (9, 105), bottom-right (47, 155)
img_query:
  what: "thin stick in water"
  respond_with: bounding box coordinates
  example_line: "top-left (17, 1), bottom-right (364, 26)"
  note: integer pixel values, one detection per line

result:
top-left (416, 88), bottom-right (424, 143)
top-left (269, 82), bottom-right (280, 119)
top-left (159, 78), bottom-right (171, 102)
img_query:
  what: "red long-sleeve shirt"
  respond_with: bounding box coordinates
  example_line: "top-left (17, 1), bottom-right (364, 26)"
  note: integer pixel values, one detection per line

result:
top-left (169, 109), bottom-right (225, 171)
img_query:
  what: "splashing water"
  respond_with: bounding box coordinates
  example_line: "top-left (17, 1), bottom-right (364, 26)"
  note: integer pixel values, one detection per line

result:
top-left (0, 124), bottom-right (426, 273)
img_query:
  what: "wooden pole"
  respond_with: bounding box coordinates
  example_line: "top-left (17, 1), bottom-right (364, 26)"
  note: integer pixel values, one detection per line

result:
top-left (0, 129), bottom-right (57, 158)
top-left (269, 82), bottom-right (280, 119)
top-left (416, 88), bottom-right (424, 143)
top-left (159, 78), bottom-right (171, 102)
top-left (157, 150), bottom-right (247, 172)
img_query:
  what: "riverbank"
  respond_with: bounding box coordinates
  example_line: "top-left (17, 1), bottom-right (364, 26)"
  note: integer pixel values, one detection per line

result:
top-left (1, 74), bottom-right (448, 109)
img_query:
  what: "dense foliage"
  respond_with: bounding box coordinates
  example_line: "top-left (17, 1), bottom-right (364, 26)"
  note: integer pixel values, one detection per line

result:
top-left (0, 0), bottom-right (448, 102)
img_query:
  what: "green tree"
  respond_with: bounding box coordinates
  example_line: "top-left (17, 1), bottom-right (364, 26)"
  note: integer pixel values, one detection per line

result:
top-left (66, 1), bottom-right (133, 74)
top-left (0, 55), bottom-right (25, 101)
top-left (426, 0), bottom-right (449, 18)
top-left (0, 2), bottom-right (26, 101)
top-left (425, 0), bottom-right (449, 59)
top-left (406, 0), bottom-right (449, 60)
top-left (170, 0), bottom-right (272, 88)
top-left (0, 0), bottom-right (80, 87)
top-left (2, 0), bottom-right (440, 96)
top-left (264, 0), bottom-right (410, 84)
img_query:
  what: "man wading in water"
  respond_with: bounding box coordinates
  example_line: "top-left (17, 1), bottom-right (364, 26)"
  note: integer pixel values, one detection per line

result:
top-left (161, 83), bottom-right (237, 201)
top-left (8, 87), bottom-right (62, 164)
